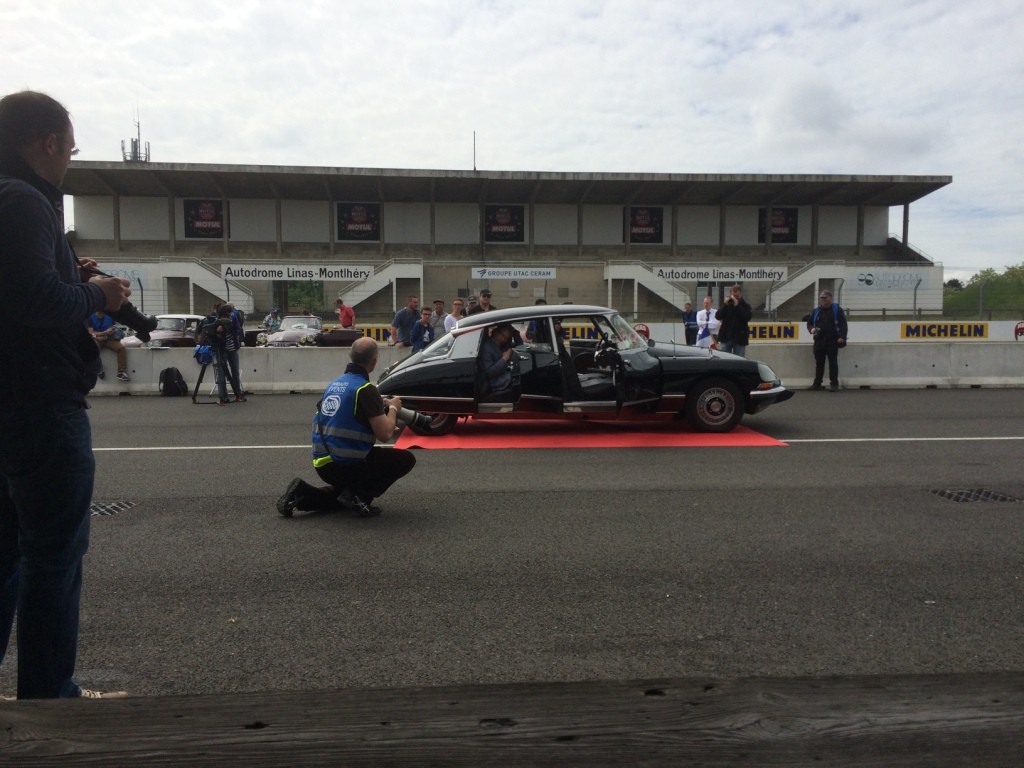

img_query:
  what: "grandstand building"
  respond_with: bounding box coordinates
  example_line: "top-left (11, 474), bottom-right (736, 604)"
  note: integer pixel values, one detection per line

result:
top-left (63, 162), bottom-right (950, 321)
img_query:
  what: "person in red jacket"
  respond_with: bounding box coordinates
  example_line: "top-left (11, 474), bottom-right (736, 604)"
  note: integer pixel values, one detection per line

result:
top-left (336, 298), bottom-right (355, 328)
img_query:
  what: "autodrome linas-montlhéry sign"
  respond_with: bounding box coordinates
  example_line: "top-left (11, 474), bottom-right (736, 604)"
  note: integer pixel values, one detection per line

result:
top-left (221, 264), bottom-right (374, 281)
top-left (655, 266), bottom-right (787, 282)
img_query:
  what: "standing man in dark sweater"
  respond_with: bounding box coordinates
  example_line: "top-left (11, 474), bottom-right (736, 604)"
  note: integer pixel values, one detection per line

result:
top-left (0, 91), bottom-right (131, 699)
top-left (715, 284), bottom-right (753, 357)
top-left (807, 289), bottom-right (848, 391)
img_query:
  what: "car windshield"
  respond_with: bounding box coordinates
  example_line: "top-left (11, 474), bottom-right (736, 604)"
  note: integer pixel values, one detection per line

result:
top-left (420, 332), bottom-right (454, 359)
top-left (280, 317), bottom-right (322, 332)
top-left (556, 313), bottom-right (648, 351)
top-left (155, 318), bottom-right (185, 332)
top-left (605, 312), bottom-right (649, 350)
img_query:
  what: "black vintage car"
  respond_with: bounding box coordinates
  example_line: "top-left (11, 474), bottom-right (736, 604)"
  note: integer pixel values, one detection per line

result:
top-left (376, 304), bottom-right (793, 434)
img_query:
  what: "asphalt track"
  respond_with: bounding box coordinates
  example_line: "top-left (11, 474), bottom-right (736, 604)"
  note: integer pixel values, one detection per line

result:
top-left (2, 388), bottom-right (1022, 697)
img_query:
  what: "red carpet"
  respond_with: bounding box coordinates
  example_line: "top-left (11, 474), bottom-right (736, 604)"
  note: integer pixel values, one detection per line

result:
top-left (395, 418), bottom-right (786, 450)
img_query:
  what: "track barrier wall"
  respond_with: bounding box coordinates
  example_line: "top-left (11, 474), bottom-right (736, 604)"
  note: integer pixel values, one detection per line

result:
top-left (91, 341), bottom-right (1023, 397)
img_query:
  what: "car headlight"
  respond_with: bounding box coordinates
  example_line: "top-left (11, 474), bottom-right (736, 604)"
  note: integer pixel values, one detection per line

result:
top-left (144, 340), bottom-right (163, 349)
top-left (758, 363), bottom-right (780, 384)
top-left (256, 332), bottom-right (268, 346)
top-left (300, 334), bottom-right (317, 346)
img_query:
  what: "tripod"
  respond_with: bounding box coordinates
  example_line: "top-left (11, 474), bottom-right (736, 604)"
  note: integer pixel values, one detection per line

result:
top-left (191, 355), bottom-right (226, 404)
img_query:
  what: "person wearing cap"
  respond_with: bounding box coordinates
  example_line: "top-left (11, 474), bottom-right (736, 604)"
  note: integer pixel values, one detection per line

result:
top-left (429, 299), bottom-right (448, 334)
top-left (466, 295), bottom-right (479, 313)
top-left (467, 288), bottom-right (498, 315)
top-left (806, 289), bottom-right (848, 391)
top-left (263, 307), bottom-right (282, 333)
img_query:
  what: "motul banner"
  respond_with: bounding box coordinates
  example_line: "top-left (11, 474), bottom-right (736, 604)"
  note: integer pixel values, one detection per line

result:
top-left (758, 207), bottom-right (798, 244)
top-left (485, 205), bottom-right (525, 242)
top-left (627, 207), bottom-right (664, 244)
top-left (337, 203), bottom-right (381, 241)
top-left (184, 199), bottom-right (224, 239)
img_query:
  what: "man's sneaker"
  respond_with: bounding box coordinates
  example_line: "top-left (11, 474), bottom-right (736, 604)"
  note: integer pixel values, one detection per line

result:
top-left (277, 477), bottom-right (311, 517)
top-left (829, 383), bottom-right (839, 392)
top-left (116, 371), bottom-right (130, 382)
top-left (807, 383), bottom-right (822, 391)
top-left (337, 488), bottom-right (382, 517)
top-left (97, 369), bottom-right (105, 379)
top-left (79, 688), bottom-right (129, 699)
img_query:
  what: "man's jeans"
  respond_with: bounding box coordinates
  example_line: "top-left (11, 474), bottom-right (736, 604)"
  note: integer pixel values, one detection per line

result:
top-left (216, 348), bottom-right (243, 402)
top-left (719, 341), bottom-right (747, 357)
top-left (0, 402), bottom-right (93, 698)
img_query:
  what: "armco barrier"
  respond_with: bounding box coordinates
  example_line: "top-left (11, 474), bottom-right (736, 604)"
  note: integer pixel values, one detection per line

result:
top-left (90, 342), bottom-right (1023, 397)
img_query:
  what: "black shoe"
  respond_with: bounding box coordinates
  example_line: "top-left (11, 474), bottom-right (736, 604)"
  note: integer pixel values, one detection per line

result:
top-left (337, 488), bottom-right (382, 517)
top-left (829, 383), bottom-right (839, 392)
top-left (808, 383), bottom-right (823, 391)
top-left (277, 477), bottom-right (308, 517)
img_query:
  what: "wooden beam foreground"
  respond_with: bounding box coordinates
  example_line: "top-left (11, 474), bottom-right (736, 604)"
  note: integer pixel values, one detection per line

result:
top-left (2, 673), bottom-right (1022, 767)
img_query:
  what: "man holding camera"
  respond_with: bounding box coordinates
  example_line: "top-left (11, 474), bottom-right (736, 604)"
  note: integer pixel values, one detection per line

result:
top-left (715, 284), bottom-right (753, 357)
top-left (277, 337), bottom-right (416, 518)
top-left (0, 91), bottom-right (132, 699)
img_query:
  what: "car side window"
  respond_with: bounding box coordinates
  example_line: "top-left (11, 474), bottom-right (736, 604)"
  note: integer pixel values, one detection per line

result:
top-left (421, 333), bottom-right (455, 360)
top-left (450, 329), bottom-right (482, 359)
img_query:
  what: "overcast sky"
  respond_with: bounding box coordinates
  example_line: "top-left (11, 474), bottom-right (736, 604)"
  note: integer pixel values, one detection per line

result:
top-left (3, 0), bottom-right (1020, 281)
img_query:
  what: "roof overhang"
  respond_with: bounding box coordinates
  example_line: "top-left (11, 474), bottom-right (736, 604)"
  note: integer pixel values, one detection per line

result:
top-left (62, 162), bottom-right (951, 208)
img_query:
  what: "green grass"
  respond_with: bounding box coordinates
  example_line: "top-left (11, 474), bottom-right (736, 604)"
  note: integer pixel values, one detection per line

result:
top-left (944, 279), bottom-right (1024, 319)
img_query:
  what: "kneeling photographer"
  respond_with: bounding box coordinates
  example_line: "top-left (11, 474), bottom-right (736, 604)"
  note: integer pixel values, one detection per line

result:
top-left (277, 337), bottom-right (416, 518)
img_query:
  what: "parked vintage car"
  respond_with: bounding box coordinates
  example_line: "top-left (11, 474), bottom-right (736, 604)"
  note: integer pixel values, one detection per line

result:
top-left (121, 314), bottom-right (206, 348)
top-left (255, 315), bottom-right (363, 347)
top-left (376, 304), bottom-right (794, 434)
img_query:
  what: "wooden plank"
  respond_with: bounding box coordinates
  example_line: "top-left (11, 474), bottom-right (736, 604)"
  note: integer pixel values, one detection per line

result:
top-left (1, 673), bottom-right (1022, 766)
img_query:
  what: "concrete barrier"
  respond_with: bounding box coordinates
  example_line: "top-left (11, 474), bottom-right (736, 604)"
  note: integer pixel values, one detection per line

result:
top-left (90, 342), bottom-right (1023, 397)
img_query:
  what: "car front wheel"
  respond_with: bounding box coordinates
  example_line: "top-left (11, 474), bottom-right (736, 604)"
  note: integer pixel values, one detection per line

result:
top-left (406, 413), bottom-right (458, 436)
top-left (685, 377), bottom-right (743, 432)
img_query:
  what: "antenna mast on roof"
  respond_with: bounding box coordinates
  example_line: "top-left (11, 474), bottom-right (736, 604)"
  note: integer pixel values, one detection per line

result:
top-left (121, 106), bottom-right (150, 162)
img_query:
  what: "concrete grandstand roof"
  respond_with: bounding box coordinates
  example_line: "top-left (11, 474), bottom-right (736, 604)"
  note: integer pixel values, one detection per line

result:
top-left (63, 161), bottom-right (950, 208)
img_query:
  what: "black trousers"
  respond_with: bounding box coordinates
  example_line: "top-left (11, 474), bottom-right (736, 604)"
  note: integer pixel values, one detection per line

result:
top-left (313, 447), bottom-right (416, 504)
top-left (813, 341), bottom-right (840, 386)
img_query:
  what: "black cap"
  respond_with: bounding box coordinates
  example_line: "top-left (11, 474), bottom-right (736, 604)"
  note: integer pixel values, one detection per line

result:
top-left (480, 289), bottom-right (492, 297)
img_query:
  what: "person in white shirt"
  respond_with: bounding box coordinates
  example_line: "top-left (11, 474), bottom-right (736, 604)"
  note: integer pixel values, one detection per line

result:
top-left (444, 298), bottom-right (466, 334)
top-left (695, 295), bottom-right (720, 349)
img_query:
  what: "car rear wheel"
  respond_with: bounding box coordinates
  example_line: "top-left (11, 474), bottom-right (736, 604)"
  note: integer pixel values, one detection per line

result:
top-left (406, 413), bottom-right (458, 436)
top-left (685, 377), bottom-right (743, 432)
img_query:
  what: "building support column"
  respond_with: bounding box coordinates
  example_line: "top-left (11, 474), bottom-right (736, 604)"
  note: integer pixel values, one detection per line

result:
top-left (811, 204), bottom-right (819, 259)
top-left (902, 203), bottom-right (910, 256)
top-left (856, 205), bottom-right (865, 258)
top-left (167, 196), bottom-right (175, 257)
top-left (112, 194), bottom-right (121, 253)
top-left (718, 204), bottom-right (726, 260)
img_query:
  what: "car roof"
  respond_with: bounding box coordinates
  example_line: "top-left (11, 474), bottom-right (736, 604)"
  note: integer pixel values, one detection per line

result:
top-left (455, 304), bottom-right (613, 330)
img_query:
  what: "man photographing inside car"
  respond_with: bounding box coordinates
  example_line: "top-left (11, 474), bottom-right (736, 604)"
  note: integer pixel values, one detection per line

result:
top-left (277, 336), bottom-right (416, 518)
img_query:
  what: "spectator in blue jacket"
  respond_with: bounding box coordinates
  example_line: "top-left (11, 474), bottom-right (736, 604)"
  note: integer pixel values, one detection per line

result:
top-left (409, 308), bottom-right (435, 353)
top-left (806, 290), bottom-right (848, 391)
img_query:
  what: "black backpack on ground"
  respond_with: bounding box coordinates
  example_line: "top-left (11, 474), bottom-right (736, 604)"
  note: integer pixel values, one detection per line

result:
top-left (159, 367), bottom-right (188, 396)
